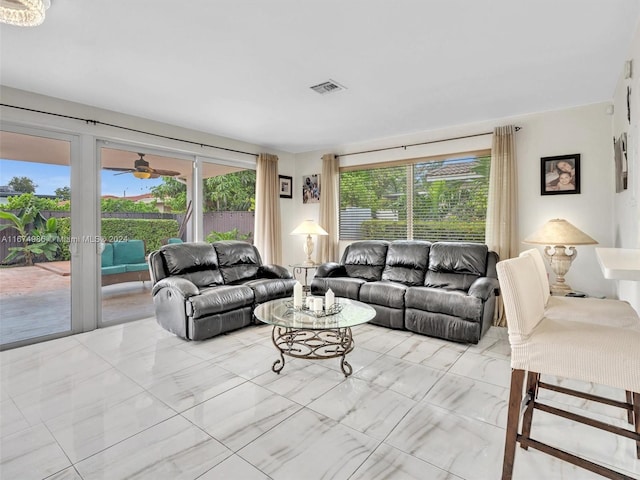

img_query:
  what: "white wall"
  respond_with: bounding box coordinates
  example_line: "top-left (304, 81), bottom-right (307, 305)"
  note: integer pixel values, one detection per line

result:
top-left (611, 22), bottom-right (640, 306)
top-left (286, 102), bottom-right (620, 299)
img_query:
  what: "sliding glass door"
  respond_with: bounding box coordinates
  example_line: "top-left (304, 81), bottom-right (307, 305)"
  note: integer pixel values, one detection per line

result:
top-left (0, 128), bottom-right (76, 348)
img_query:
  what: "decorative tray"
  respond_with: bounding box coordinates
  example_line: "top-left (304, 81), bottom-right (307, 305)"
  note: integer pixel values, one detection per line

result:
top-left (284, 299), bottom-right (343, 318)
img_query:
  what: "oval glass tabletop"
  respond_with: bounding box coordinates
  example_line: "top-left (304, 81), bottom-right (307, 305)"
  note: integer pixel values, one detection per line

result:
top-left (254, 297), bottom-right (375, 329)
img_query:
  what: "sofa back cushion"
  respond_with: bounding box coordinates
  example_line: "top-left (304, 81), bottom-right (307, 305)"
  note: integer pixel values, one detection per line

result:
top-left (213, 241), bottom-right (261, 284)
top-left (113, 240), bottom-right (146, 265)
top-left (382, 240), bottom-right (431, 286)
top-left (426, 242), bottom-right (488, 291)
top-left (341, 241), bottom-right (389, 281)
top-left (160, 242), bottom-right (224, 288)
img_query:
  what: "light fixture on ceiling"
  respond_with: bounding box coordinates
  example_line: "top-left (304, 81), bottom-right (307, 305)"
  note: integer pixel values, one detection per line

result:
top-left (132, 170), bottom-right (152, 180)
top-left (523, 218), bottom-right (598, 295)
top-left (0, 0), bottom-right (51, 27)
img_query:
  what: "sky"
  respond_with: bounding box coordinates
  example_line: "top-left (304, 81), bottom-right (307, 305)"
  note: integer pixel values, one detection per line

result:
top-left (0, 159), bottom-right (164, 197)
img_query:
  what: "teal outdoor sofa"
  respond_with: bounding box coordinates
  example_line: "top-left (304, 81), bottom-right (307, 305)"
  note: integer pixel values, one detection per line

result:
top-left (101, 239), bottom-right (151, 286)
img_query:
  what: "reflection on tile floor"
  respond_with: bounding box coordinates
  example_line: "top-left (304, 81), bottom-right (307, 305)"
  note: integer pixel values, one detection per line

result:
top-left (1, 318), bottom-right (638, 479)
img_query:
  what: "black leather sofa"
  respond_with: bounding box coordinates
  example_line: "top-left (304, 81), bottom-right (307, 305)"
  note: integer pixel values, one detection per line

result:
top-left (310, 240), bottom-right (499, 344)
top-left (148, 241), bottom-right (296, 340)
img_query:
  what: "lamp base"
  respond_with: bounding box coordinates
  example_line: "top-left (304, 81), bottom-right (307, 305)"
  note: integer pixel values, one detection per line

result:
top-left (544, 245), bottom-right (576, 297)
top-left (550, 283), bottom-right (572, 296)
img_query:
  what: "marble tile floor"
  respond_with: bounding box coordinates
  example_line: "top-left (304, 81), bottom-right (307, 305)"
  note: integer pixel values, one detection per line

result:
top-left (1, 318), bottom-right (638, 480)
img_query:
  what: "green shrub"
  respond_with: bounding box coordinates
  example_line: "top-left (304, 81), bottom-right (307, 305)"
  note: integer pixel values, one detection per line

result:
top-left (0, 193), bottom-right (68, 212)
top-left (206, 228), bottom-right (251, 242)
top-left (55, 217), bottom-right (179, 261)
top-left (359, 219), bottom-right (486, 242)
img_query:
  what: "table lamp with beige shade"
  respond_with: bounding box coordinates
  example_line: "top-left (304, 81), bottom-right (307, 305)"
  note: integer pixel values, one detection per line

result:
top-left (523, 218), bottom-right (598, 295)
top-left (290, 219), bottom-right (328, 266)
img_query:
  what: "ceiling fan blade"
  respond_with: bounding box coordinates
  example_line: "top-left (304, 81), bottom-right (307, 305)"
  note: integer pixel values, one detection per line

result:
top-left (152, 169), bottom-right (181, 176)
top-left (103, 167), bottom-right (135, 172)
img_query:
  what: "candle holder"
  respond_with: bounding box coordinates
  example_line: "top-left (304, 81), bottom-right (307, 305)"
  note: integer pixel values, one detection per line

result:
top-left (284, 299), bottom-right (343, 317)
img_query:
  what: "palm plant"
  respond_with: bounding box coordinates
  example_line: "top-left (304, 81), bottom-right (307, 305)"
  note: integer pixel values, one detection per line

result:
top-left (0, 206), bottom-right (60, 266)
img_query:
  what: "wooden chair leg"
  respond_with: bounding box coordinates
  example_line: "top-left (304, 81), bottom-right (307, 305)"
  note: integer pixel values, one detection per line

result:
top-left (502, 368), bottom-right (525, 480)
top-left (520, 371), bottom-right (539, 450)
top-left (627, 391), bottom-right (634, 424)
top-left (633, 392), bottom-right (639, 459)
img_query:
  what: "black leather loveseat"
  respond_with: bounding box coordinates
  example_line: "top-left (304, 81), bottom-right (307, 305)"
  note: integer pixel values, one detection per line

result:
top-left (148, 241), bottom-right (296, 340)
top-left (310, 240), bottom-right (499, 344)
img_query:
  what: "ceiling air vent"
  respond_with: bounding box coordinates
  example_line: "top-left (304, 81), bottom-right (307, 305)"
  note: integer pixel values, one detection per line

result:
top-left (310, 79), bottom-right (346, 95)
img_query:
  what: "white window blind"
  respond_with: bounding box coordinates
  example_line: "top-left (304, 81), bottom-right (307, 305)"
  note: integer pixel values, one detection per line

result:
top-left (339, 153), bottom-right (490, 242)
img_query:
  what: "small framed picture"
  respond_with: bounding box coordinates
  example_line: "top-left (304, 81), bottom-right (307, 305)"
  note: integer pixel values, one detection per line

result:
top-left (302, 174), bottom-right (320, 203)
top-left (540, 154), bottom-right (580, 195)
top-left (279, 175), bottom-right (293, 198)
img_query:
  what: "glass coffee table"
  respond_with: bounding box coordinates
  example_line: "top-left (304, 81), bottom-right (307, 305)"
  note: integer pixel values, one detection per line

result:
top-left (254, 297), bottom-right (376, 377)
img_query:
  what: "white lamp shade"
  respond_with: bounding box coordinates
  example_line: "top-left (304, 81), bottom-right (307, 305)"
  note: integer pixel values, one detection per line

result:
top-left (523, 219), bottom-right (597, 246)
top-left (290, 220), bottom-right (328, 236)
top-left (0, 0), bottom-right (50, 27)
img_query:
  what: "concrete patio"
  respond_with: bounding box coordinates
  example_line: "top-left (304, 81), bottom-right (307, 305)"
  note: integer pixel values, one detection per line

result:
top-left (0, 262), bottom-right (154, 346)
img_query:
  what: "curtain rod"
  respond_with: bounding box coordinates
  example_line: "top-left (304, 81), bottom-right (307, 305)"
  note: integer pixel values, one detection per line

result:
top-left (336, 126), bottom-right (521, 158)
top-left (0, 103), bottom-right (260, 158)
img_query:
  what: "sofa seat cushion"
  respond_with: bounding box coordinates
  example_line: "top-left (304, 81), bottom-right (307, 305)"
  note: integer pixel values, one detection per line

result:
top-left (187, 285), bottom-right (254, 318)
top-left (311, 277), bottom-right (366, 300)
top-left (242, 278), bottom-right (297, 304)
top-left (102, 265), bottom-right (126, 275)
top-left (359, 281), bottom-right (407, 309)
top-left (406, 286), bottom-right (483, 322)
top-left (125, 263), bottom-right (149, 273)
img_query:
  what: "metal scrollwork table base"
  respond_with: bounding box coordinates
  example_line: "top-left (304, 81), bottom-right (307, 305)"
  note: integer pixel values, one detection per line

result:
top-left (254, 297), bottom-right (375, 378)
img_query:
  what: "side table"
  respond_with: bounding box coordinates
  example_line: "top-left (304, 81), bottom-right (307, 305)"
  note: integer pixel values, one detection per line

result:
top-left (289, 264), bottom-right (317, 293)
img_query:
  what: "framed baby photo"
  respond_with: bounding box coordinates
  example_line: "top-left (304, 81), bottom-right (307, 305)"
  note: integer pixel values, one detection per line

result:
top-left (540, 154), bottom-right (580, 195)
top-left (279, 175), bottom-right (293, 198)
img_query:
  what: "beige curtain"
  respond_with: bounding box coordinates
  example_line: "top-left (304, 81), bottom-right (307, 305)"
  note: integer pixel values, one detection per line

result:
top-left (254, 153), bottom-right (282, 264)
top-left (318, 153), bottom-right (340, 263)
top-left (486, 125), bottom-right (518, 326)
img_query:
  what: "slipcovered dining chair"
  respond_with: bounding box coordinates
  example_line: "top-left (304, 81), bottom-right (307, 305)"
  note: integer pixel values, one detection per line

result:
top-left (519, 248), bottom-right (640, 329)
top-left (497, 254), bottom-right (640, 479)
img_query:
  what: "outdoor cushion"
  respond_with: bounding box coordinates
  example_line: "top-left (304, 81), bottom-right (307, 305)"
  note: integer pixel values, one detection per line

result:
top-left (101, 242), bottom-right (114, 267)
top-left (113, 240), bottom-right (146, 265)
top-left (125, 263), bottom-right (149, 273)
top-left (101, 265), bottom-right (126, 275)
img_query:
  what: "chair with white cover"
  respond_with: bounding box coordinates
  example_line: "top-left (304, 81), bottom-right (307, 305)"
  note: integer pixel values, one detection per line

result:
top-left (519, 248), bottom-right (640, 329)
top-left (497, 254), bottom-right (640, 479)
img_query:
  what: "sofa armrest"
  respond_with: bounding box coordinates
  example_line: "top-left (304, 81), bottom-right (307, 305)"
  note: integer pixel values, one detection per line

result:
top-left (258, 264), bottom-right (293, 279)
top-left (151, 277), bottom-right (199, 298)
top-left (468, 277), bottom-right (499, 300)
top-left (315, 262), bottom-right (347, 278)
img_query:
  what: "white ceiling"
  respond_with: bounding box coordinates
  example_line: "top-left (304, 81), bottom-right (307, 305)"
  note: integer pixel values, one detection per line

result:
top-left (1, 0), bottom-right (639, 153)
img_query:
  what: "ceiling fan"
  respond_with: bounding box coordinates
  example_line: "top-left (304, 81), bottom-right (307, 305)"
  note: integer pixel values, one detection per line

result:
top-left (103, 153), bottom-right (181, 179)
